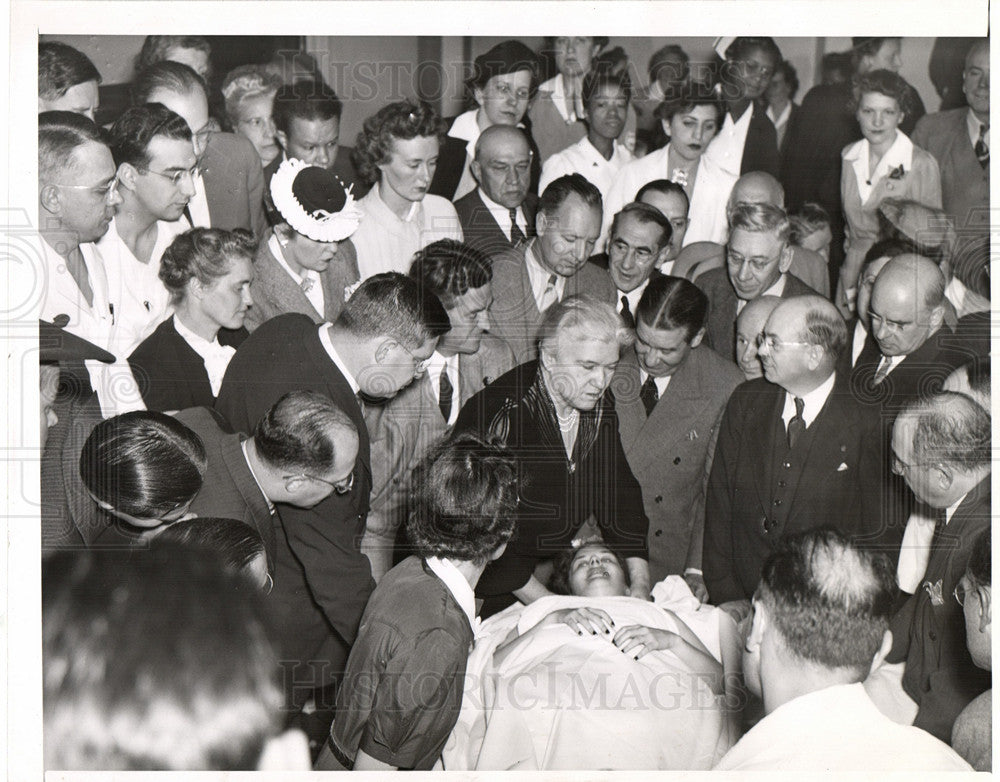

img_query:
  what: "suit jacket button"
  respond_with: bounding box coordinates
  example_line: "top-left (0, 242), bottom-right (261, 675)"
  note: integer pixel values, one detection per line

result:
top-left (773, 499), bottom-right (782, 506)
top-left (673, 457), bottom-right (681, 465)
top-left (783, 461), bottom-right (791, 469)
top-left (654, 529), bottom-right (663, 537)
top-left (654, 495), bottom-right (663, 503)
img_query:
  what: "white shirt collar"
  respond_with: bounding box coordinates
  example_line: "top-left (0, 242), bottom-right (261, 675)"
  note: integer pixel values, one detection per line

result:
top-left (844, 132), bottom-right (914, 203)
top-left (647, 80), bottom-right (666, 103)
top-left (544, 74), bottom-right (579, 124)
top-left (171, 314), bottom-right (236, 396)
top-left (478, 187), bottom-right (527, 234)
top-left (766, 102), bottom-right (792, 130)
top-left (782, 370), bottom-right (836, 429)
top-left (449, 109), bottom-right (482, 144)
top-left (640, 368), bottom-right (673, 397)
top-left (240, 439), bottom-right (276, 515)
top-left (425, 556), bottom-right (478, 630)
top-left (966, 108), bottom-right (989, 148)
top-left (268, 233), bottom-right (304, 284)
top-left (736, 275), bottom-right (786, 314)
top-left (851, 319), bottom-right (868, 367)
top-left (945, 492), bottom-right (968, 524)
top-left (370, 184), bottom-right (420, 224)
top-left (317, 324), bottom-right (360, 394)
top-left (524, 239), bottom-right (566, 307)
top-left (426, 350), bottom-right (459, 422)
top-left (618, 282), bottom-right (648, 315)
top-left (187, 171), bottom-right (212, 228)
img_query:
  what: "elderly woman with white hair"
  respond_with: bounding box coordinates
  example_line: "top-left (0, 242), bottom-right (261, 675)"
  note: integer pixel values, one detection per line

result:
top-left (454, 295), bottom-right (651, 618)
top-left (221, 64), bottom-right (284, 167)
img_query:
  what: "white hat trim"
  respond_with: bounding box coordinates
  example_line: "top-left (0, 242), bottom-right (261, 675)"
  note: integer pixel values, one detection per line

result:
top-left (270, 157), bottom-right (363, 242)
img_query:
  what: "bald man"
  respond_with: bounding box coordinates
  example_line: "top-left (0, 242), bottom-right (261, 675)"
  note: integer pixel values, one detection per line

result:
top-left (703, 294), bottom-right (883, 605)
top-left (734, 294), bottom-right (781, 380)
top-left (676, 172), bottom-right (830, 296)
top-left (454, 125), bottom-right (537, 259)
top-left (852, 254), bottom-right (963, 418)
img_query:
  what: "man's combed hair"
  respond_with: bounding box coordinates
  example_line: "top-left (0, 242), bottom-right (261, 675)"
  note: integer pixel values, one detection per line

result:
top-left (132, 60), bottom-right (206, 106)
top-left (38, 110), bottom-right (105, 183)
top-left (405, 433), bottom-right (519, 564)
top-left (253, 390), bottom-right (357, 476)
top-left (729, 201), bottom-right (791, 243)
top-left (610, 202), bottom-right (673, 251)
top-left (409, 239), bottom-right (493, 307)
top-left (137, 35), bottom-right (211, 76)
top-left (108, 103), bottom-right (192, 169)
top-left (272, 80), bottom-right (343, 135)
top-left (904, 391), bottom-right (991, 473)
top-left (636, 178), bottom-right (690, 211)
top-left (337, 271), bottom-right (451, 348)
top-left (154, 517), bottom-right (267, 576)
top-left (79, 411), bottom-right (207, 520)
top-left (538, 173), bottom-right (603, 218)
top-left (39, 41), bottom-right (102, 100)
top-left (965, 528), bottom-right (991, 590)
top-left (354, 100), bottom-right (444, 186)
top-left (636, 275), bottom-right (708, 341)
top-left (800, 295), bottom-right (848, 359)
top-left (758, 529), bottom-right (897, 676)
top-left (43, 544), bottom-right (282, 770)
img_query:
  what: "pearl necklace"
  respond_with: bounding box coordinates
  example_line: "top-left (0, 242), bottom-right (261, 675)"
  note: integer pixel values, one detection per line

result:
top-left (556, 407), bottom-right (579, 432)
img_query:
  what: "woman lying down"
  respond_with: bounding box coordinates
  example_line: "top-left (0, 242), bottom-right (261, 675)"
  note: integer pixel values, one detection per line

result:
top-left (443, 541), bottom-right (743, 770)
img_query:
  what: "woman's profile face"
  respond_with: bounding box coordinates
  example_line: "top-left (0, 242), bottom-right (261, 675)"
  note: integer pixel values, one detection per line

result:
top-left (286, 231), bottom-right (341, 272)
top-left (233, 93), bottom-right (279, 166)
top-left (568, 545), bottom-right (630, 597)
top-left (194, 254), bottom-right (254, 331)
top-left (666, 104), bottom-right (720, 163)
top-left (378, 134), bottom-right (440, 203)
top-left (857, 91), bottom-right (903, 148)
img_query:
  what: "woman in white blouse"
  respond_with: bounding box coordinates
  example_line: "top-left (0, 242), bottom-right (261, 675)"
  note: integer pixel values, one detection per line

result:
top-left (539, 69), bottom-right (634, 200)
top-left (350, 100), bottom-right (463, 280)
top-left (127, 228), bottom-right (254, 412)
top-left (839, 69), bottom-right (941, 314)
top-left (603, 83), bottom-right (734, 246)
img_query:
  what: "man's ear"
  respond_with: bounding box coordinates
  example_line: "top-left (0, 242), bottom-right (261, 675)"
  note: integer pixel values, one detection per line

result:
top-left (931, 463), bottom-right (954, 494)
top-left (471, 159), bottom-right (483, 185)
top-left (489, 541), bottom-right (508, 562)
top-left (689, 327), bottom-right (706, 350)
top-left (928, 303), bottom-right (946, 332)
top-left (116, 162), bottom-right (139, 193)
top-left (868, 629), bottom-right (894, 676)
top-left (777, 243), bottom-right (793, 274)
top-left (977, 588), bottom-right (992, 633)
top-left (275, 130), bottom-right (289, 155)
top-left (39, 184), bottom-right (62, 216)
top-left (746, 600), bottom-right (767, 652)
top-left (257, 728), bottom-right (312, 771)
top-left (374, 339), bottom-right (395, 365)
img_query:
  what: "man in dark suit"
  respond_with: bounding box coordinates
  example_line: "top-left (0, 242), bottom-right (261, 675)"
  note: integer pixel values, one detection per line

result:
top-left (851, 254), bottom-right (961, 420)
top-left (887, 392), bottom-right (991, 742)
top-left (453, 125), bottom-right (537, 258)
top-left (613, 275), bottom-right (742, 593)
top-left (697, 202), bottom-right (818, 363)
top-left (489, 173), bottom-right (615, 363)
top-left (703, 295), bottom-right (883, 605)
top-left (912, 40), bottom-right (989, 251)
top-left (363, 240), bottom-right (517, 580)
top-left (264, 80), bottom-right (368, 226)
top-left (601, 202), bottom-right (672, 327)
top-left (175, 391), bottom-right (359, 572)
top-left (134, 61), bottom-right (266, 238)
top-left (215, 273), bottom-right (450, 702)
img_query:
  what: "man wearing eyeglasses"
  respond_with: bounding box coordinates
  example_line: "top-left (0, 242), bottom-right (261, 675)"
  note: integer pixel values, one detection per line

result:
top-left (696, 202), bottom-right (818, 364)
top-left (38, 111), bottom-right (123, 415)
top-left (883, 392), bottom-right (991, 743)
top-left (175, 390), bottom-right (359, 575)
top-left (97, 103), bottom-right (196, 365)
top-left (134, 60), bottom-right (267, 240)
top-left (703, 294), bottom-right (884, 607)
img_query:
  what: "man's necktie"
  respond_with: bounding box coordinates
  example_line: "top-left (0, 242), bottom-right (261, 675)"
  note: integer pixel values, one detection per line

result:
top-left (300, 274), bottom-right (315, 293)
top-left (640, 375), bottom-right (658, 416)
top-left (975, 124), bottom-right (989, 169)
top-left (541, 274), bottom-right (559, 311)
top-left (438, 369), bottom-right (454, 423)
top-left (509, 208), bottom-right (526, 245)
top-left (620, 295), bottom-right (635, 329)
top-left (787, 396), bottom-right (806, 450)
top-left (872, 355), bottom-right (893, 386)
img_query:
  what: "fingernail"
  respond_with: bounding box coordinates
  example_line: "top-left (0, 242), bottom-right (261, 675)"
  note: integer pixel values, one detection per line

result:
top-left (633, 655), bottom-right (639, 660)
top-left (577, 630), bottom-right (582, 636)
top-left (610, 621), bottom-right (615, 627)
top-left (591, 630), bottom-right (597, 635)
top-left (604, 629), bottom-right (610, 634)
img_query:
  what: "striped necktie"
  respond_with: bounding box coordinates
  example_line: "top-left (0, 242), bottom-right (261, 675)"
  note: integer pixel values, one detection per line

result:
top-left (975, 124), bottom-right (989, 168)
top-left (509, 208), bottom-right (526, 245)
top-left (787, 396), bottom-right (806, 450)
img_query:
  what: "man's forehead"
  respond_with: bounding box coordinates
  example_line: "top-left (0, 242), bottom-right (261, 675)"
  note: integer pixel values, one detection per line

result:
top-left (289, 116), bottom-right (339, 141)
top-left (146, 136), bottom-right (197, 169)
top-left (730, 228), bottom-right (782, 255)
top-left (483, 139), bottom-right (531, 162)
top-left (70, 141), bottom-right (116, 178)
top-left (614, 215), bottom-right (663, 246)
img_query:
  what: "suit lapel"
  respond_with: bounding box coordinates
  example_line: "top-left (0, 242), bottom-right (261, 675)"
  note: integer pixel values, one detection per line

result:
top-left (219, 431), bottom-right (277, 567)
top-left (751, 384), bottom-right (784, 518)
top-left (633, 352), bottom-right (709, 473)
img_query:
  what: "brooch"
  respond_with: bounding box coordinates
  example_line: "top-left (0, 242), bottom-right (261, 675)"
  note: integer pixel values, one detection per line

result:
top-left (887, 164), bottom-right (906, 180)
top-left (686, 429), bottom-right (699, 441)
top-left (922, 578), bottom-right (944, 606)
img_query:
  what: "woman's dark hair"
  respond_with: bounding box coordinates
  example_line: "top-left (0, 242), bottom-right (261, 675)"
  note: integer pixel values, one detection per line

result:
top-left (405, 433), bottom-right (519, 564)
top-left (581, 67), bottom-right (631, 109)
top-left (724, 37), bottom-right (782, 65)
top-left (137, 35), bottom-right (211, 78)
top-left (655, 79), bottom-right (725, 126)
top-left (80, 411), bottom-right (207, 520)
top-left (965, 528), bottom-right (991, 590)
top-left (648, 44), bottom-right (690, 84)
top-left (774, 60), bottom-right (800, 100)
top-left (549, 540), bottom-right (631, 596)
top-left (158, 228), bottom-right (256, 304)
top-left (353, 100), bottom-right (444, 186)
top-left (851, 69), bottom-right (912, 116)
top-left (154, 517), bottom-right (266, 576)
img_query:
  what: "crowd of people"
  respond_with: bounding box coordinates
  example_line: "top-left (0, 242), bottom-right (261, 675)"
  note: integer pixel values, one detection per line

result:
top-left (36, 34), bottom-right (990, 772)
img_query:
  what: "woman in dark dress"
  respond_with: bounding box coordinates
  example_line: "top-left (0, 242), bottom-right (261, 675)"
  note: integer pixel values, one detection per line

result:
top-left (128, 228), bottom-right (255, 412)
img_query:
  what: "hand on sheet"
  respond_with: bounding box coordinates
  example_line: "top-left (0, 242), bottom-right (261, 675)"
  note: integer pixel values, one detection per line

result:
top-left (683, 573), bottom-right (709, 603)
top-left (611, 625), bottom-right (679, 660)
top-left (544, 606), bottom-right (616, 636)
